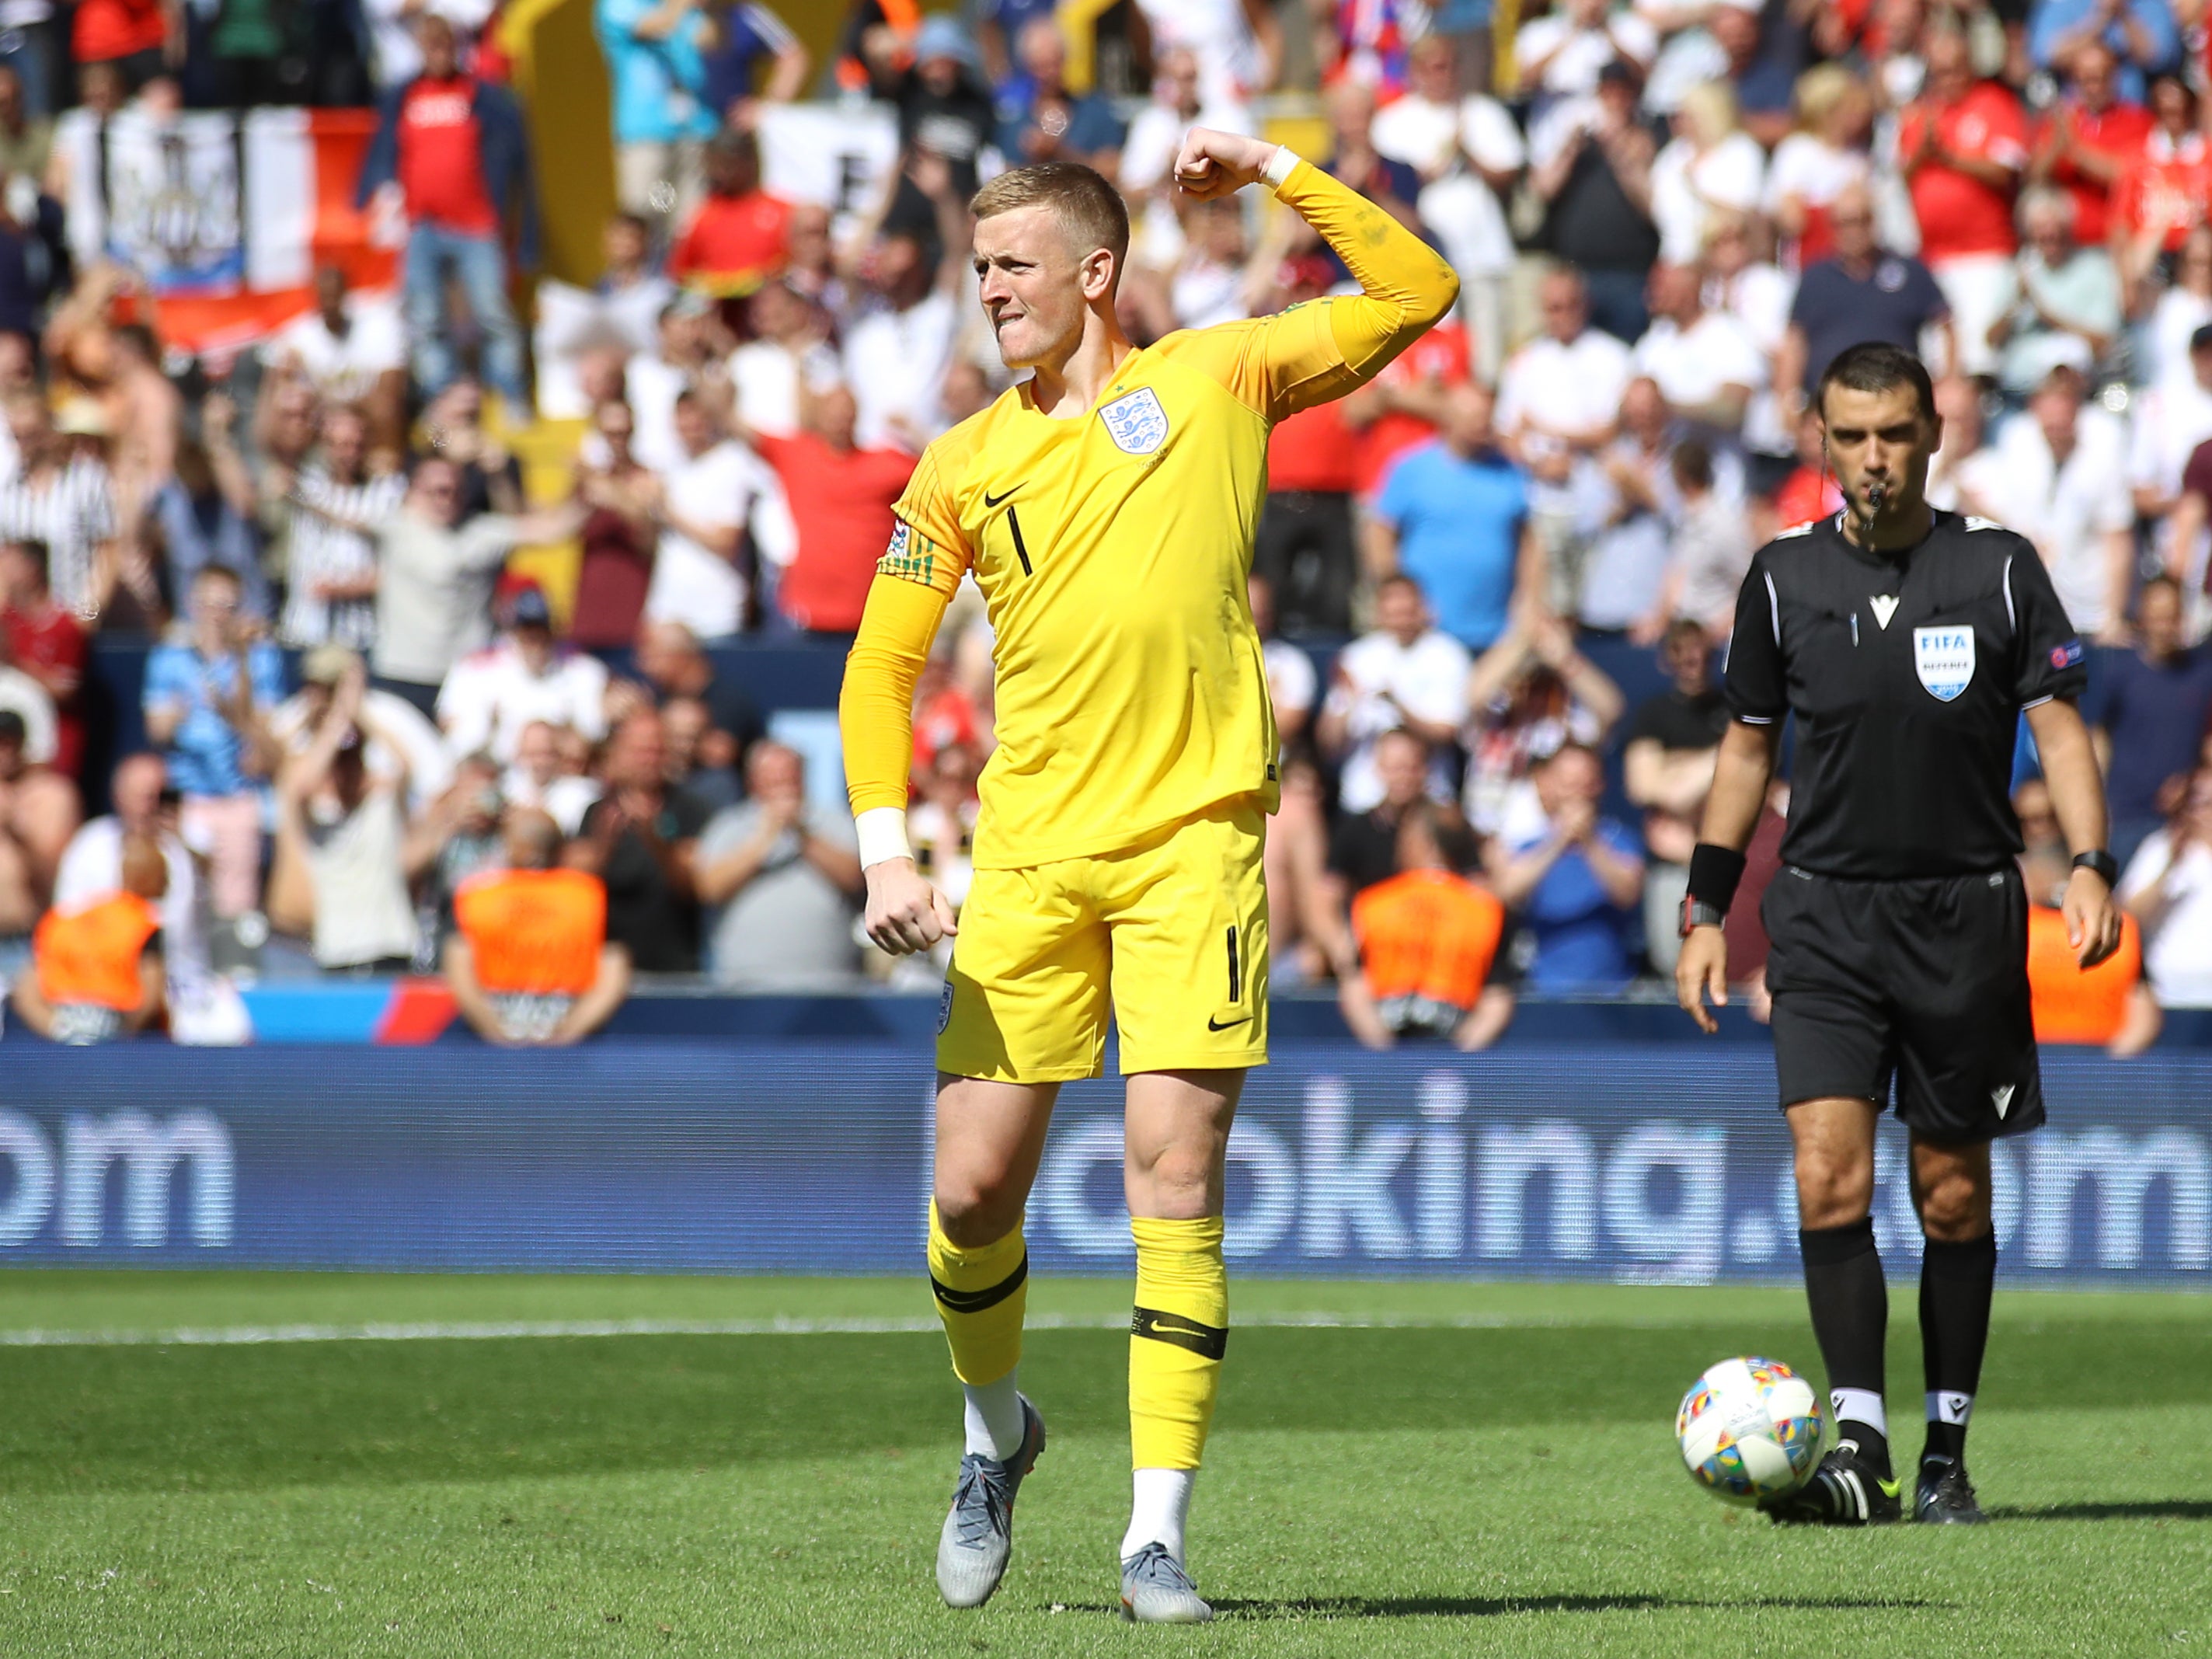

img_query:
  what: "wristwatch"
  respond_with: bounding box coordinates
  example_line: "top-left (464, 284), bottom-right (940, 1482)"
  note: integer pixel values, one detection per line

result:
top-left (1678, 897), bottom-right (1727, 938)
top-left (2071, 850), bottom-right (2120, 887)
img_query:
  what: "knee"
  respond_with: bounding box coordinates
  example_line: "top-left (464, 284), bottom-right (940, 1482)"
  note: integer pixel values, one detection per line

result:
top-left (1130, 1141), bottom-right (1220, 1219)
top-left (1795, 1147), bottom-right (1873, 1231)
top-left (934, 1165), bottom-right (1027, 1248)
top-left (1918, 1167), bottom-right (1990, 1243)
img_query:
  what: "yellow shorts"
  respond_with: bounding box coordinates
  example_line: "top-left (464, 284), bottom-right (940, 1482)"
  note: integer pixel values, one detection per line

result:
top-left (938, 801), bottom-right (1269, 1083)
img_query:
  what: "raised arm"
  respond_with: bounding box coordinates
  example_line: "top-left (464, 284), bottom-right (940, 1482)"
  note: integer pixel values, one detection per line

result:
top-left (1167, 130), bottom-right (1459, 418)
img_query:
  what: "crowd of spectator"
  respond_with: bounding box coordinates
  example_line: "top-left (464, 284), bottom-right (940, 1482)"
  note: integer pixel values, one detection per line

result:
top-left (2, 0), bottom-right (2210, 1050)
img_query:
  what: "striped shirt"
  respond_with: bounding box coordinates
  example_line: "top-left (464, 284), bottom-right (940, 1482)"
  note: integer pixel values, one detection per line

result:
top-left (281, 465), bottom-right (406, 650)
top-left (0, 459), bottom-right (117, 621)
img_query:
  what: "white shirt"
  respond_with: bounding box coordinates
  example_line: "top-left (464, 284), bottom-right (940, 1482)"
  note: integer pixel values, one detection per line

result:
top-left (503, 769), bottom-right (603, 836)
top-left (627, 352), bottom-right (691, 476)
top-left (1762, 133), bottom-right (1869, 229)
top-left (54, 817), bottom-right (204, 976)
top-left (361, 0), bottom-right (493, 85)
top-left (844, 291), bottom-right (957, 454)
top-left (1498, 329), bottom-right (1635, 483)
top-left (1372, 92), bottom-right (1525, 179)
top-left (1514, 12), bottom-right (1658, 98)
top-left (2119, 829), bottom-right (2212, 1006)
top-left (1122, 98), bottom-right (1252, 193)
top-left (729, 338), bottom-right (842, 439)
top-left (280, 465), bottom-right (407, 651)
top-left (1135, 0), bottom-right (1266, 106)
top-left (1324, 628), bottom-right (1474, 813)
top-left (2146, 289), bottom-right (2212, 392)
top-left (436, 639), bottom-right (611, 764)
top-left (1650, 131), bottom-right (1765, 265)
top-left (1979, 407), bottom-right (2133, 634)
top-left (1370, 94), bottom-right (1524, 280)
top-left (262, 300), bottom-right (406, 403)
top-left (642, 439), bottom-right (793, 640)
top-left (1264, 636), bottom-right (1316, 724)
top-left (531, 274), bottom-right (676, 420)
top-left (1632, 310), bottom-right (1768, 436)
top-left (1172, 257), bottom-right (1249, 330)
top-left (2130, 371), bottom-right (2212, 503)
top-left (1713, 263), bottom-right (1796, 456)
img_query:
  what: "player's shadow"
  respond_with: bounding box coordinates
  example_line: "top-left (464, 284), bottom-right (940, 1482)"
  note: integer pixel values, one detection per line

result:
top-left (1988, 1500), bottom-right (2212, 1523)
top-left (1057, 1594), bottom-right (1945, 1620)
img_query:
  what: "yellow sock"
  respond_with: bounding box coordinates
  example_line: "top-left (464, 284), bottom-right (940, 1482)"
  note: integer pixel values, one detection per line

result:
top-left (926, 1201), bottom-right (1028, 1387)
top-left (1128, 1215), bottom-right (1228, 1470)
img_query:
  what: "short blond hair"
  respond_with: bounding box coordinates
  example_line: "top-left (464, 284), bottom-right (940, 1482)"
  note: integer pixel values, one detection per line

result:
top-left (1792, 62), bottom-right (1854, 133)
top-left (970, 161), bottom-right (1130, 272)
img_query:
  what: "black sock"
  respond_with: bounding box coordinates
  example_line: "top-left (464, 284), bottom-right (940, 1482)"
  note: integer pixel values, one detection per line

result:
top-left (1800, 1218), bottom-right (1890, 1476)
top-left (1919, 1231), bottom-right (1997, 1469)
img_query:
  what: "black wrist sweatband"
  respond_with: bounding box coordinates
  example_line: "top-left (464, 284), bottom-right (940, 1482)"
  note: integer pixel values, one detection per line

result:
top-left (1686, 842), bottom-right (1747, 913)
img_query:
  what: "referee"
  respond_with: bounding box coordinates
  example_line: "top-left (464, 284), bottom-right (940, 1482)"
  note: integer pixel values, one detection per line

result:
top-left (1677, 343), bottom-right (2122, 1526)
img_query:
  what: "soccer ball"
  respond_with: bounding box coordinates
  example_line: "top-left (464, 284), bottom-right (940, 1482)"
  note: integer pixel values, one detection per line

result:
top-left (1675, 1356), bottom-right (1826, 1505)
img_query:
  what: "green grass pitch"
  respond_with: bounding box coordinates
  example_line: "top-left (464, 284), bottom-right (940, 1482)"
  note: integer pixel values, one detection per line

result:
top-left (0, 1272), bottom-right (2207, 1657)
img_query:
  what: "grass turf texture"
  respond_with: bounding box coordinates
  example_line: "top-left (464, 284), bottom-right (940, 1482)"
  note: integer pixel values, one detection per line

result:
top-left (0, 1274), bottom-right (2206, 1656)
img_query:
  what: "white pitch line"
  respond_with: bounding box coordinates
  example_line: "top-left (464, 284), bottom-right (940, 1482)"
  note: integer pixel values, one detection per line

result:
top-left (0, 1310), bottom-right (1579, 1348)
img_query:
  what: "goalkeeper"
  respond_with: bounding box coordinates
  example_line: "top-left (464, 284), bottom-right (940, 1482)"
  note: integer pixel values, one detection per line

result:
top-left (838, 129), bottom-right (1456, 1622)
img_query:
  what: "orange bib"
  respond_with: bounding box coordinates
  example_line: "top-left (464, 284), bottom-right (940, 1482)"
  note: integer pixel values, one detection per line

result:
top-left (1352, 871), bottom-right (1506, 1012)
top-left (34, 892), bottom-right (160, 1012)
top-left (2026, 905), bottom-right (2141, 1046)
top-left (454, 868), bottom-right (608, 995)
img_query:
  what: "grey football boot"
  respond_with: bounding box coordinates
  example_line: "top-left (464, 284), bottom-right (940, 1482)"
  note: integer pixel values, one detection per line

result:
top-left (1119, 1542), bottom-right (1214, 1624)
top-left (935, 1394), bottom-right (1046, 1608)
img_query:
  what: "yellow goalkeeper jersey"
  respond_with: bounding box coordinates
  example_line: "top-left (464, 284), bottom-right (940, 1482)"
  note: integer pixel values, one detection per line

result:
top-left (843, 159), bottom-right (1457, 871)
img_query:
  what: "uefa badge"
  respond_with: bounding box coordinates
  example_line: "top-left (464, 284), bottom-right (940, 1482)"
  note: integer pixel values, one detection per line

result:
top-left (1913, 625), bottom-right (1975, 702)
top-left (1099, 385), bottom-right (1171, 455)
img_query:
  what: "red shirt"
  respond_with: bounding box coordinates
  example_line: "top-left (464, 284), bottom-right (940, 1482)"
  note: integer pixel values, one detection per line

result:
top-left (2, 603), bottom-right (85, 779)
top-left (570, 506), bottom-right (653, 649)
top-left (1268, 396), bottom-right (1360, 494)
top-left (1898, 82), bottom-right (2028, 263)
top-left (756, 431), bottom-right (915, 633)
top-left (668, 191), bottom-right (795, 296)
top-left (397, 78), bottom-right (500, 237)
top-left (1771, 465), bottom-right (1843, 532)
top-left (73, 0), bottom-right (166, 63)
top-left (2116, 127), bottom-right (2212, 253)
top-left (1353, 320), bottom-right (1471, 496)
top-left (2035, 99), bottom-right (2155, 247)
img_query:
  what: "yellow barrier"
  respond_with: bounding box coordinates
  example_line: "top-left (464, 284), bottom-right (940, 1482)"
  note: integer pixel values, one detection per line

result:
top-left (499, 0), bottom-right (618, 289)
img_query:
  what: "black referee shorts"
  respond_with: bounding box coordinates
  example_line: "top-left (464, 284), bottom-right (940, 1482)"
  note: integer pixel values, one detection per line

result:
top-left (1761, 863), bottom-right (2044, 1142)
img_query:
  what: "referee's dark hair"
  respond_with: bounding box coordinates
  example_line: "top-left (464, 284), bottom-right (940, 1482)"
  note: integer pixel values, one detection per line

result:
top-left (1816, 341), bottom-right (1936, 421)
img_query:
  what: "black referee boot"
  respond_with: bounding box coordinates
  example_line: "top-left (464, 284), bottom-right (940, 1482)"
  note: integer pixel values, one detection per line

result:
top-left (1914, 1456), bottom-right (1986, 1525)
top-left (1761, 1440), bottom-right (1903, 1526)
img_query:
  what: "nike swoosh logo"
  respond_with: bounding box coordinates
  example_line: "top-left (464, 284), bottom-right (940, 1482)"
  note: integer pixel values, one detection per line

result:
top-left (982, 485), bottom-right (1022, 508)
top-left (1206, 1015), bottom-right (1252, 1032)
top-left (1878, 1478), bottom-right (1901, 1500)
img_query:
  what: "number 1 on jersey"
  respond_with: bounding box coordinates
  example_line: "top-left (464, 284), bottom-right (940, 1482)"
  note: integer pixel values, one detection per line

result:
top-left (1008, 505), bottom-right (1033, 577)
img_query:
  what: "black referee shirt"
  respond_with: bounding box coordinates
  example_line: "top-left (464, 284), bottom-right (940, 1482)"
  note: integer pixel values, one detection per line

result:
top-left (1723, 510), bottom-right (2088, 880)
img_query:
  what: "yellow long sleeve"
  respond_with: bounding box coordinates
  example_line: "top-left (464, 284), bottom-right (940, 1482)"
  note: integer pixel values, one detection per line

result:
top-left (839, 571), bottom-right (953, 817)
top-left (1162, 159), bottom-right (1460, 421)
top-left (1282, 159), bottom-right (1461, 385)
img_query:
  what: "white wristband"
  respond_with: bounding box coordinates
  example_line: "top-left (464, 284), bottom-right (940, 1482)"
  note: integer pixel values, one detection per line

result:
top-left (855, 807), bottom-right (913, 870)
top-left (1262, 145), bottom-right (1301, 191)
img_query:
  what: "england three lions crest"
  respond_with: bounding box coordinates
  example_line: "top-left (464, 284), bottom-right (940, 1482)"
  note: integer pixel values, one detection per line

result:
top-left (1099, 386), bottom-right (1170, 455)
